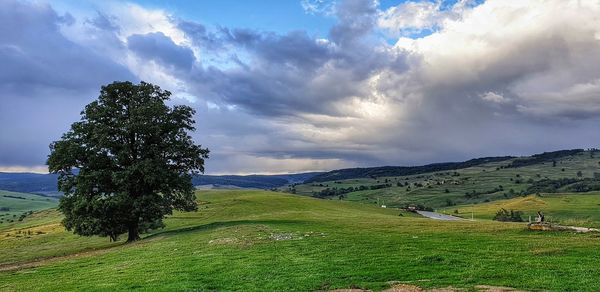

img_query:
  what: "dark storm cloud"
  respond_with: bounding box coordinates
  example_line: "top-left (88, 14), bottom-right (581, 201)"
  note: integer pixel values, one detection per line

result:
top-left (222, 29), bottom-right (333, 70)
top-left (0, 0), bottom-right (135, 168)
top-left (127, 32), bottom-right (196, 71)
top-left (177, 20), bottom-right (227, 53)
top-left (0, 1), bottom-right (133, 93)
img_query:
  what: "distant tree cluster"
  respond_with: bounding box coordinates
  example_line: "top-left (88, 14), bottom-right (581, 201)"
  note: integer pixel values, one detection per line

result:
top-left (370, 184), bottom-right (392, 190)
top-left (464, 186), bottom-right (503, 199)
top-left (2, 195), bottom-right (27, 200)
top-left (17, 211), bottom-right (33, 222)
top-left (506, 149), bottom-right (584, 168)
top-left (311, 183), bottom-right (394, 199)
top-left (312, 187), bottom-right (356, 199)
top-left (526, 178), bottom-right (600, 194)
top-left (1, 211), bottom-right (35, 224)
top-left (493, 209), bottom-right (524, 222)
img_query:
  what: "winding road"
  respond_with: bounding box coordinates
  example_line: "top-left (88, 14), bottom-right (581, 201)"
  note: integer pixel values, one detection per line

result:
top-left (416, 211), bottom-right (464, 221)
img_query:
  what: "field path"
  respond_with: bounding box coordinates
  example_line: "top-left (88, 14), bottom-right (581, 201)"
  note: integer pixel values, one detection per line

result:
top-left (416, 211), bottom-right (463, 221)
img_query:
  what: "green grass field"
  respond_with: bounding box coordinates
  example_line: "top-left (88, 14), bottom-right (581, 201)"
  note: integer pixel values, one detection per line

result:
top-left (442, 193), bottom-right (600, 228)
top-left (1, 189), bottom-right (600, 291)
top-left (0, 190), bottom-right (58, 226)
top-left (292, 151), bottom-right (600, 209)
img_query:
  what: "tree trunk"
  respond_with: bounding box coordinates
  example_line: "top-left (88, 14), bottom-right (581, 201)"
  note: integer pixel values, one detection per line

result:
top-left (127, 223), bottom-right (140, 242)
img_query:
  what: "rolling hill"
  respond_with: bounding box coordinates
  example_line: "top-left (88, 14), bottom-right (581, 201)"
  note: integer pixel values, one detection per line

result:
top-left (442, 193), bottom-right (600, 228)
top-left (1, 189), bottom-right (600, 291)
top-left (0, 190), bottom-right (58, 225)
top-left (291, 149), bottom-right (600, 209)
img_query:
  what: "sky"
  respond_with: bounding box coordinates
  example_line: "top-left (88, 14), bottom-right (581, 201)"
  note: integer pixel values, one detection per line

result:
top-left (1, 0), bottom-right (600, 175)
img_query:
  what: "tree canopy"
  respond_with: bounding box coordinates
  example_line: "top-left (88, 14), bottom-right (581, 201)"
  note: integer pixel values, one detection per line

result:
top-left (47, 81), bottom-right (209, 242)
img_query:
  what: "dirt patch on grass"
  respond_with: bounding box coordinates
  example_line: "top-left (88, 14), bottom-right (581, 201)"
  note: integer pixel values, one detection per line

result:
top-left (475, 285), bottom-right (524, 292)
top-left (384, 285), bottom-right (466, 292)
top-left (329, 284), bottom-right (522, 292)
top-left (208, 237), bottom-right (239, 245)
top-left (269, 233), bottom-right (295, 241)
top-left (530, 247), bottom-right (565, 256)
top-left (0, 244), bottom-right (122, 272)
top-left (328, 284), bottom-right (459, 292)
top-left (383, 284), bottom-right (425, 291)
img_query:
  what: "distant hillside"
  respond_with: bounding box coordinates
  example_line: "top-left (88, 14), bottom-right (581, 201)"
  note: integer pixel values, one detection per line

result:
top-left (0, 173), bottom-right (60, 196)
top-left (505, 149), bottom-right (585, 168)
top-left (294, 149), bottom-right (600, 208)
top-left (306, 150), bottom-right (589, 183)
top-left (192, 172), bottom-right (322, 189)
top-left (305, 156), bottom-right (516, 183)
top-left (0, 172), bottom-right (323, 195)
top-left (0, 190), bottom-right (58, 225)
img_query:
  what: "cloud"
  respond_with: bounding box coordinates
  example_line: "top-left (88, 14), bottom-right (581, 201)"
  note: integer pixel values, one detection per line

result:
top-left (301, 0), bottom-right (336, 16)
top-left (392, 0), bottom-right (600, 120)
top-left (86, 11), bottom-right (120, 32)
top-left (0, 1), bottom-right (134, 93)
top-left (177, 20), bottom-right (223, 53)
top-left (0, 0), bottom-right (136, 170)
top-left (378, 0), bottom-right (478, 37)
top-left (3, 0), bottom-right (600, 175)
top-left (480, 92), bottom-right (509, 104)
top-left (127, 32), bottom-right (196, 71)
top-left (329, 0), bottom-right (378, 46)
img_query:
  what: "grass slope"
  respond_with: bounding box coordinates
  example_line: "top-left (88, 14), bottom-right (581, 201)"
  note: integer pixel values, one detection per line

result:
top-left (1, 190), bottom-right (600, 291)
top-left (292, 150), bottom-right (600, 208)
top-left (443, 193), bottom-right (600, 228)
top-left (0, 190), bottom-right (58, 226)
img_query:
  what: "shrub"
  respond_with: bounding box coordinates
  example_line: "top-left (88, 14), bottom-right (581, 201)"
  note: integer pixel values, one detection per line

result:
top-left (493, 208), bottom-right (524, 222)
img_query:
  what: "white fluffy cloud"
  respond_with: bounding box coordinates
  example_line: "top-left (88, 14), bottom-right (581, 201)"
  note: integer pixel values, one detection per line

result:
top-left (391, 0), bottom-right (600, 118)
top-left (378, 0), bottom-right (477, 37)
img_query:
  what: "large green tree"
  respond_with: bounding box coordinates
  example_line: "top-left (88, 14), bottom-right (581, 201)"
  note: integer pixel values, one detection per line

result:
top-left (47, 81), bottom-right (209, 242)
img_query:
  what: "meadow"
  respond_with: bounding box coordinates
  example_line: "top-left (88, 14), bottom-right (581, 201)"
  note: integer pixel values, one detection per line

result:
top-left (0, 190), bottom-right (57, 226)
top-left (1, 189), bottom-right (600, 291)
top-left (442, 193), bottom-right (600, 228)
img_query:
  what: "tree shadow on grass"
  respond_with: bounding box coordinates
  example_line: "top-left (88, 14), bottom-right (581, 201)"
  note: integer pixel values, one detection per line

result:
top-left (143, 219), bottom-right (311, 240)
top-left (0, 220), bottom-right (311, 272)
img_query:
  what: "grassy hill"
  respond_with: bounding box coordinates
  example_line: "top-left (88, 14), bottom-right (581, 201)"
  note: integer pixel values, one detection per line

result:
top-left (291, 149), bottom-right (600, 208)
top-left (0, 190), bottom-right (58, 226)
top-left (1, 189), bottom-right (600, 291)
top-left (442, 193), bottom-right (600, 228)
